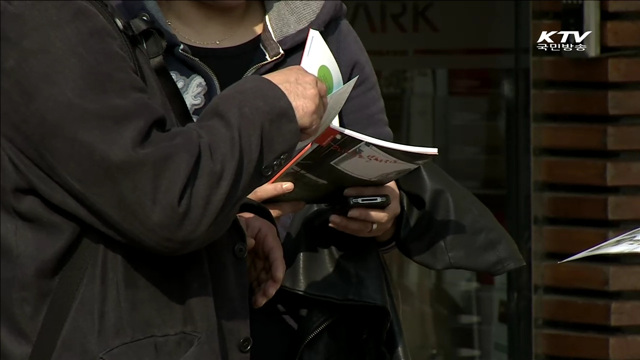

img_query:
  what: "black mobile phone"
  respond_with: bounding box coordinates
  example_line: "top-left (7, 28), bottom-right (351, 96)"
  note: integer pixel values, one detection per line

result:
top-left (345, 195), bottom-right (391, 209)
top-left (329, 195), bottom-right (391, 216)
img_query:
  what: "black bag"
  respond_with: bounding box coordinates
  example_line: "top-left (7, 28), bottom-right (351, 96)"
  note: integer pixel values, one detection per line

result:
top-left (270, 161), bottom-right (524, 360)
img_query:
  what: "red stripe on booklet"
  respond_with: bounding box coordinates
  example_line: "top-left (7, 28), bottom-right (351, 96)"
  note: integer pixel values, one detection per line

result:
top-left (268, 142), bottom-right (313, 183)
top-left (314, 127), bottom-right (339, 146)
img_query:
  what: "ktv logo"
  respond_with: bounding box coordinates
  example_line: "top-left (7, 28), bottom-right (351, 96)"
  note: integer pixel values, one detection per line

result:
top-left (536, 31), bottom-right (592, 52)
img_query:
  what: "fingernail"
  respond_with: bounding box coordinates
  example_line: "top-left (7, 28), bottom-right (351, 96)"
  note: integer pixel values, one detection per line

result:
top-left (329, 215), bottom-right (339, 223)
top-left (343, 188), bottom-right (354, 196)
top-left (282, 183), bottom-right (293, 191)
top-left (347, 210), bottom-right (356, 218)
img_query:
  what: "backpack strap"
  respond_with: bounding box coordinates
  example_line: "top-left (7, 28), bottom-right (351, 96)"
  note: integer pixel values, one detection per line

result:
top-left (28, 238), bottom-right (98, 360)
top-left (126, 14), bottom-right (194, 127)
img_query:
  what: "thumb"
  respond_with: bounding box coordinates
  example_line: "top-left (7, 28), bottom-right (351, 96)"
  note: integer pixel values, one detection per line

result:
top-left (248, 182), bottom-right (294, 202)
top-left (246, 237), bottom-right (256, 251)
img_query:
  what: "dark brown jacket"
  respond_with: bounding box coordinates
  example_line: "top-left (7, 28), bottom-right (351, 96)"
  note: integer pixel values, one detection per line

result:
top-left (1, 1), bottom-right (301, 359)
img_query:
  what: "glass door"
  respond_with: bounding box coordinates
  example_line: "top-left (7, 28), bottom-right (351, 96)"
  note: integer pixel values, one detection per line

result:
top-left (346, 1), bottom-right (532, 358)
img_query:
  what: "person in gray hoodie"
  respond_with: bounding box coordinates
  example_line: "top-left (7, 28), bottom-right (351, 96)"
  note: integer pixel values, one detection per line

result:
top-left (116, 1), bottom-right (525, 360)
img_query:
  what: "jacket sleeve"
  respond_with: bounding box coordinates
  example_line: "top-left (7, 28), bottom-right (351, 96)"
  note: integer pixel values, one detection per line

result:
top-left (0, 1), bottom-right (300, 255)
top-left (396, 163), bottom-right (525, 275)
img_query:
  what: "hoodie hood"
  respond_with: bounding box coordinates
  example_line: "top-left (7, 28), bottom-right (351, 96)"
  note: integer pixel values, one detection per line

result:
top-left (264, 1), bottom-right (346, 48)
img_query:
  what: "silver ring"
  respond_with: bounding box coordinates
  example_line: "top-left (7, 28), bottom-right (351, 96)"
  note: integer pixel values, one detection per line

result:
top-left (370, 223), bottom-right (378, 232)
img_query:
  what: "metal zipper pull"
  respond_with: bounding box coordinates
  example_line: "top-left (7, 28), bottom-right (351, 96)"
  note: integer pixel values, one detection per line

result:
top-left (295, 318), bottom-right (335, 360)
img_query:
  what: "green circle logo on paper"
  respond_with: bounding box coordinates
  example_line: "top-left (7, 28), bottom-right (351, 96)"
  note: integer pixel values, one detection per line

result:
top-left (317, 65), bottom-right (334, 94)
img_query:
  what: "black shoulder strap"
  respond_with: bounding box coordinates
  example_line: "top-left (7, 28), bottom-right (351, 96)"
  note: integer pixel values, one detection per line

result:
top-left (28, 239), bottom-right (97, 360)
top-left (127, 15), bottom-right (194, 127)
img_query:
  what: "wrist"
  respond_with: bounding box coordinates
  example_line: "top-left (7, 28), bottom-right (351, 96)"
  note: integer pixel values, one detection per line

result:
top-left (375, 221), bottom-right (396, 243)
top-left (376, 225), bottom-right (397, 253)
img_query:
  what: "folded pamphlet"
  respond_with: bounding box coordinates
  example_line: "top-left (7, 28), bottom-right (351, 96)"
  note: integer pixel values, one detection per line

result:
top-left (559, 227), bottom-right (640, 263)
top-left (268, 30), bottom-right (438, 204)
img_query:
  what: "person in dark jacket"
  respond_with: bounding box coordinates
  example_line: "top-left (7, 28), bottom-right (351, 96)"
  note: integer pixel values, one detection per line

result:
top-left (0, 1), bottom-right (330, 359)
top-left (115, 1), bottom-right (526, 360)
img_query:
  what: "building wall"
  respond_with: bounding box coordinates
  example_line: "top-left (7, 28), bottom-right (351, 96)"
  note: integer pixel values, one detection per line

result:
top-left (531, 1), bottom-right (640, 359)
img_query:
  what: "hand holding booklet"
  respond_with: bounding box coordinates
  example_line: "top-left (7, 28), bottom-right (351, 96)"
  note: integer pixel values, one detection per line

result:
top-left (267, 30), bottom-right (438, 204)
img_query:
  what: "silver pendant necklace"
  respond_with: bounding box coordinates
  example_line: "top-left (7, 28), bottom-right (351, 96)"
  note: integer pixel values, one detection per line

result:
top-left (165, 20), bottom-right (238, 46)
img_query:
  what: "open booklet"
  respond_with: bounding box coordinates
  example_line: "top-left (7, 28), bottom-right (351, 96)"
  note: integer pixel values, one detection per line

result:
top-left (267, 29), bottom-right (438, 204)
top-left (559, 227), bottom-right (640, 263)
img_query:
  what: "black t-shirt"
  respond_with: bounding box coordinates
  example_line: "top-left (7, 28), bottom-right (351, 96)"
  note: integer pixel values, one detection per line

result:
top-left (187, 35), bottom-right (262, 91)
